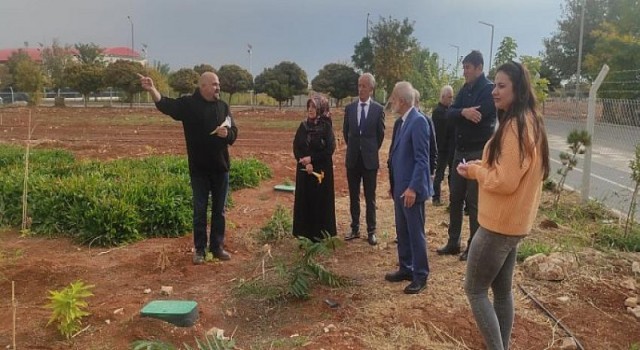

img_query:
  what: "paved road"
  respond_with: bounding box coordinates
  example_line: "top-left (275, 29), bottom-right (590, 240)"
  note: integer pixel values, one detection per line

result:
top-left (545, 119), bottom-right (639, 221)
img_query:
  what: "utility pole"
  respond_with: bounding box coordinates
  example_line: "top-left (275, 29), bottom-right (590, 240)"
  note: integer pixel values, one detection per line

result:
top-left (127, 16), bottom-right (134, 60)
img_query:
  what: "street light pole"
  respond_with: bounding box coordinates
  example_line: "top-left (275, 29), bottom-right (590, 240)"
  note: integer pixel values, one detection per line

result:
top-left (248, 44), bottom-right (253, 107)
top-left (478, 21), bottom-right (494, 74)
top-left (449, 44), bottom-right (460, 78)
top-left (575, 0), bottom-right (586, 100)
top-left (366, 12), bottom-right (370, 38)
top-left (127, 16), bottom-right (134, 60)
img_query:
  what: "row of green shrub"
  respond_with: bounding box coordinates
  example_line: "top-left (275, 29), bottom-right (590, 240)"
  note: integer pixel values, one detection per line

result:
top-left (0, 144), bottom-right (271, 247)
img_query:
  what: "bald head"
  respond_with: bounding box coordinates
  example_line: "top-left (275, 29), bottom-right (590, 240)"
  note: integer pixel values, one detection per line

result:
top-left (199, 72), bottom-right (221, 101)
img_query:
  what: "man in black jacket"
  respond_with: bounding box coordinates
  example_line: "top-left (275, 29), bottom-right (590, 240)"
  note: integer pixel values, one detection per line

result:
top-left (431, 85), bottom-right (455, 206)
top-left (436, 51), bottom-right (496, 261)
top-left (138, 72), bottom-right (238, 264)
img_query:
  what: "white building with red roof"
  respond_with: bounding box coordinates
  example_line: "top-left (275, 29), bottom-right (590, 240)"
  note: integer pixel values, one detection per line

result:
top-left (0, 46), bottom-right (146, 65)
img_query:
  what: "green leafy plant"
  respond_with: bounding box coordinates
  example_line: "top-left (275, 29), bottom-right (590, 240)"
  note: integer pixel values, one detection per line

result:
top-left (0, 144), bottom-right (272, 247)
top-left (45, 280), bottom-right (94, 339)
top-left (258, 205), bottom-right (292, 242)
top-left (229, 157), bottom-right (272, 190)
top-left (625, 143), bottom-right (640, 236)
top-left (183, 334), bottom-right (235, 350)
top-left (130, 340), bottom-right (176, 350)
top-left (287, 235), bottom-right (349, 299)
top-left (554, 129), bottom-right (591, 208)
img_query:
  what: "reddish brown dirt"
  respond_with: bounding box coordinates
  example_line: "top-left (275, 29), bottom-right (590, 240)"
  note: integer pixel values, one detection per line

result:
top-left (0, 106), bottom-right (638, 349)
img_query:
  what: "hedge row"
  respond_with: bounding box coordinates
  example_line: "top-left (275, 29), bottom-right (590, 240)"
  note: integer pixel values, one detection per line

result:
top-left (0, 144), bottom-right (271, 246)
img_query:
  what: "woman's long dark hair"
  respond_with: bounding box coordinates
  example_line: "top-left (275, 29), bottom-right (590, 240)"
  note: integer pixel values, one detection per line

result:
top-left (487, 61), bottom-right (550, 180)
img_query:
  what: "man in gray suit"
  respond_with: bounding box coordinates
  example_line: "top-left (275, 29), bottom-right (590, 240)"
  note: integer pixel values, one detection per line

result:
top-left (343, 73), bottom-right (385, 245)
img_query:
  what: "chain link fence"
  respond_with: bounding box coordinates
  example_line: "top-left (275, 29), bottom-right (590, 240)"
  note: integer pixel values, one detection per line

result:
top-left (543, 97), bottom-right (640, 155)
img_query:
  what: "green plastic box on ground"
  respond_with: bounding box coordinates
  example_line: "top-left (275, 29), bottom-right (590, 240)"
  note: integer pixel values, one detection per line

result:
top-left (140, 300), bottom-right (198, 327)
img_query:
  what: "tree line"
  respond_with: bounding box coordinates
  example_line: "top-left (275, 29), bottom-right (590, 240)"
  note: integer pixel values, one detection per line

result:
top-left (1, 0), bottom-right (638, 107)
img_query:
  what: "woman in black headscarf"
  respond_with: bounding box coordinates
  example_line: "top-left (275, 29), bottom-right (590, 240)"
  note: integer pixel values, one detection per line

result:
top-left (292, 94), bottom-right (337, 241)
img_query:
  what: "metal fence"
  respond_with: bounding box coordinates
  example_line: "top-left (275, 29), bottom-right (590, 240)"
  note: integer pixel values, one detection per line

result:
top-left (543, 97), bottom-right (640, 155)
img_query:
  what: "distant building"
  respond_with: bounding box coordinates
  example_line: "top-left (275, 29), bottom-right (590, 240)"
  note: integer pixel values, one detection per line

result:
top-left (0, 46), bottom-right (146, 66)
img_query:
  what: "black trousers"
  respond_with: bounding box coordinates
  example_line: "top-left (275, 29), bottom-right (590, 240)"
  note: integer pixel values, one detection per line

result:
top-left (347, 154), bottom-right (378, 234)
top-left (447, 149), bottom-right (482, 249)
top-left (190, 170), bottom-right (229, 254)
top-left (433, 151), bottom-right (450, 201)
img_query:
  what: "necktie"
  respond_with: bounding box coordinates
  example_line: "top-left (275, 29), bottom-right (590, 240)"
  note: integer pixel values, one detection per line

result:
top-left (359, 103), bottom-right (367, 134)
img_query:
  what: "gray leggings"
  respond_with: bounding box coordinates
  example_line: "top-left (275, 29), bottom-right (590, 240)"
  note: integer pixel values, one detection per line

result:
top-left (464, 226), bottom-right (523, 350)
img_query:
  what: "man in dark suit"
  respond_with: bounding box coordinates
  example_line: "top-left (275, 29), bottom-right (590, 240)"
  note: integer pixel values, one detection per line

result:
top-left (385, 81), bottom-right (432, 294)
top-left (343, 73), bottom-right (385, 246)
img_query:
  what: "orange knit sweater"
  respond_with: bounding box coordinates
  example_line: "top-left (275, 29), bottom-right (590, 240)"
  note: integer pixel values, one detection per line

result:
top-left (466, 115), bottom-right (544, 236)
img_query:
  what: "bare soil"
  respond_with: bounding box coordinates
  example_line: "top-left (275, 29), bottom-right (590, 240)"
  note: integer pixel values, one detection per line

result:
top-left (0, 106), bottom-right (638, 349)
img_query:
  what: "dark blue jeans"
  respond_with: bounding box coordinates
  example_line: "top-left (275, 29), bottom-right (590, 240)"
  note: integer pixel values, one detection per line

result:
top-left (190, 171), bottom-right (229, 254)
top-left (447, 149), bottom-right (482, 249)
top-left (465, 227), bottom-right (523, 350)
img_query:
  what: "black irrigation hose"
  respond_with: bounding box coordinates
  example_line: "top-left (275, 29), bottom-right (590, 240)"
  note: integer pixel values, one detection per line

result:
top-left (518, 284), bottom-right (585, 350)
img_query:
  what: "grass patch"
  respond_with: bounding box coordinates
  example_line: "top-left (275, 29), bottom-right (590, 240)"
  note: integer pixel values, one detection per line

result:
top-left (0, 144), bottom-right (271, 247)
top-left (258, 205), bottom-right (292, 243)
top-left (517, 239), bottom-right (554, 262)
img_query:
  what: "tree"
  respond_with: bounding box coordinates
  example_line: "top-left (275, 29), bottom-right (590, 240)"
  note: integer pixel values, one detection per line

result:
top-left (65, 63), bottom-right (105, 106)
top-left (153, 61), bottom-right (171, 77)
top-left (520, 55), bottom-right (551, 104)
top-left (168, 68), bottom-right (199, 95)
top-left (542, 0), bottom-right (609, 81)
top-left (40, 39), bottom-right (75, 92)
top-left (7, 51), bottom-right (45, 104)
top-left (369, 16), bottom-right (419, 95)
top-left (406, 48), bottom-right (451, 108)
top-left (103, 60), bottom-right (145, 107)
top-left (145, 67), bottom-right (170, 97)
top-left (493, 37), bottom-right (518, 73)
top-left (74, 43), bottom-right (104, 65)
top-left (351, 37), bottom-right (374, 74)
top-left (254, 61), bottom-right (308, 108)
top-left (217, 64), bottom-right (253, 105)
top-left (584, 23), bottom-right (640, 100)
top-left (311, 63), bottom-right (358, 106)
top-left (193, 64), bottom-right (216, 75)
top-left (0, 64), bottom-right (13, 88)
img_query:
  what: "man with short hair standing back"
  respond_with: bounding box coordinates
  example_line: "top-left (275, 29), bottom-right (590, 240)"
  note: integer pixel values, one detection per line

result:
top-left (138, 71), bottom-right (237, 265)
top-left (343, 73), bottom-right (385, 246)
top-left (437, 51), bottom-right (496, 261)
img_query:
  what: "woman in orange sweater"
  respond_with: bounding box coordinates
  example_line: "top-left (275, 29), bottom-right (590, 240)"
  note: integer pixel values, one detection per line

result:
top-left (456, 61), bottom-right (550, 350)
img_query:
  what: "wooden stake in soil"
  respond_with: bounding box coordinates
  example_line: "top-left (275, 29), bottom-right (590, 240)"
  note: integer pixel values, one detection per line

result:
top-left (21, 110), bottom-right (33, 234)
top-left (12, 280), bottom-right (16, 350)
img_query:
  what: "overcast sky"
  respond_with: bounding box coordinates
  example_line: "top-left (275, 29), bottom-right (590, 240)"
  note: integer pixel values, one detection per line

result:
top-left (0, 0), bottom-right (563, 79)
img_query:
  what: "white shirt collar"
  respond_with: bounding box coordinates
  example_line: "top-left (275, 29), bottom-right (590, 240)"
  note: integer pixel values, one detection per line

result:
top-left (401, 106), bottom-right (414, 123)
top-left (358, 97), bottom-right (371, 106)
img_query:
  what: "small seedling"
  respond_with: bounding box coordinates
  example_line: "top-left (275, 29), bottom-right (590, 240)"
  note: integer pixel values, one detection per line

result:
top-left (46, 280), bottom-right (94, 339)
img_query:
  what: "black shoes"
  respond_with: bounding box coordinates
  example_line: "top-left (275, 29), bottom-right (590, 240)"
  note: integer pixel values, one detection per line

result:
top-left (459, 250), bottom-right (469, 261)
top-left (212, 248), bottom-right (231, 261)
top-left (367, 233), bottom-right (377, 246)
top-left (432, 199), bottom-right (443, 206)
top-left (436, 245), bottom-right (461, 255)
top-left (345, 231), bottom-right (360, 241)
top-left (346, 231), bottom-right (377, 246)
top-left (192, 251), bottom-right (205, 265)
top-left (385, 270), bottom-right (413, 282)
top-left (404, 279), bottom-right (427, 294)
